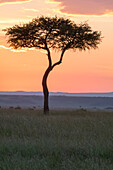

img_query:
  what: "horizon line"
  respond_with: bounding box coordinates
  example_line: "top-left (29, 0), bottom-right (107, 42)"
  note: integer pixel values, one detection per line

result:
top-left (0, 91), bottom-right (113, 94)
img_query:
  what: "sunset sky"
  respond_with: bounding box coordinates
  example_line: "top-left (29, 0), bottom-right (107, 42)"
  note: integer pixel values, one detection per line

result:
top-left (0, 0), bottom-right (113, 92)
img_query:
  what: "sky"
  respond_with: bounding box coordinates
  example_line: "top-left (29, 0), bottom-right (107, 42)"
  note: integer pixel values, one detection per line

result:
top-left (0, 0), bottom-right (113, 92)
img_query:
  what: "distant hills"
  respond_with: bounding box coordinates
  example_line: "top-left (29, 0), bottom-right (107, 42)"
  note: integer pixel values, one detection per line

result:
top-left (0, 91), bottom-right (113, 97)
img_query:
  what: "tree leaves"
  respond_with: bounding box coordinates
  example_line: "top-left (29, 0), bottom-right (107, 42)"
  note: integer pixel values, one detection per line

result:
top-left (4, 16), bottom-right (102, 51)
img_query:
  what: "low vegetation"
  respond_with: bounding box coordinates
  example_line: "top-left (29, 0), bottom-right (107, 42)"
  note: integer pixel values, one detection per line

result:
top-left (0, 108), bottom-right (113, 169)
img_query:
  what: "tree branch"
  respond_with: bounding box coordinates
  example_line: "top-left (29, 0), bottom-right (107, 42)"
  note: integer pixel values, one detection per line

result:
top-left (52, 48), bottom-right (66, 69)
top-left (46, 47), bottom-right (52, 67)
top-left (44, 28), bottom-right (53, 67)
top-left (35, 46), bottom-right (46, 50)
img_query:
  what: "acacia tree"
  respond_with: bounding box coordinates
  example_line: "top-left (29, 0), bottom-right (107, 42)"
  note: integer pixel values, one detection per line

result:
top-left (4, 16), bottom-right (102, 113)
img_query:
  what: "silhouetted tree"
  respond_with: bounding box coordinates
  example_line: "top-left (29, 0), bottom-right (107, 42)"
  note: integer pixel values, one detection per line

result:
top-left (4, 16), bottom-right (102, 113)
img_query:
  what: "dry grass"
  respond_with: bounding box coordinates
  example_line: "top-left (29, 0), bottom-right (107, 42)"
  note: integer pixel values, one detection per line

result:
top-left (0, 108), bottom-right (113, 169)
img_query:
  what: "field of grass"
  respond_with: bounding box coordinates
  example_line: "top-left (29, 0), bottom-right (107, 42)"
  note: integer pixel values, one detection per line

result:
top-left (0, 108), bottom-right (113, 169)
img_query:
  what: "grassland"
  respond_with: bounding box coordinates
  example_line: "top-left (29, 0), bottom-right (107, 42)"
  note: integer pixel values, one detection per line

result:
top-left (0, 108), bottom-right (113, 170)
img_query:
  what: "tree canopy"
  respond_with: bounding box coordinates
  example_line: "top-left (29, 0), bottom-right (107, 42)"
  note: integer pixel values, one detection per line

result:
top-left (5, 16), bottom-right (101, 52)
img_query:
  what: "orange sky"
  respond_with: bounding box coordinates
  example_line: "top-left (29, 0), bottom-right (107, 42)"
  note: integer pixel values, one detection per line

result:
top-left (0, 0), bottom-right (113, 92)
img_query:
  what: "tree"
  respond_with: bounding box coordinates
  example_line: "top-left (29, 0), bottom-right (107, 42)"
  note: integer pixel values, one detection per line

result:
top-left (4, 16), bottom-right (102, 113)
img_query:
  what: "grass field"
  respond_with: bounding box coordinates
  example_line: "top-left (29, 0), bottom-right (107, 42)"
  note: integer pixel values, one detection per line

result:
top-left (0, 108), bottom-right (113, 170)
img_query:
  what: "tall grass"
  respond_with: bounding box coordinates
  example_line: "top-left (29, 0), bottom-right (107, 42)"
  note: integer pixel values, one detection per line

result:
top-left (0, 108), bottom-right (113, 169)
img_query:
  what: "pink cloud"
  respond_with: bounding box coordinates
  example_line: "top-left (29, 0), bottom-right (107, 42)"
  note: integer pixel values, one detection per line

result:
top-left (0, 0), bottom-right (31, 5)
top-left (50, 0), bottom-right (113, 15)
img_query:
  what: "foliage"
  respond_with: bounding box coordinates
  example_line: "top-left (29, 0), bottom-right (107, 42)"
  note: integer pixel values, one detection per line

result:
top-left (4, 16), bottom-right (102, 51)
top-left (0, 108), bottom-right (113, 169)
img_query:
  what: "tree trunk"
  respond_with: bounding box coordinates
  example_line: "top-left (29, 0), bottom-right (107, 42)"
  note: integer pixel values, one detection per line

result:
top-left (42, 48), bottom-right (65, 114)
top-left (42, 67), bottom-right (52, 114)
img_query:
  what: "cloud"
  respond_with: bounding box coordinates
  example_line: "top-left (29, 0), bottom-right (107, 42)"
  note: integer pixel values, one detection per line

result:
top-left (0, 20), bottom-right (22, 24)
top-left (0, 44), bottom-right (32, 52)
top-left (46, 0), bottom-right (61, 5)
top-left (0, 44), bottom-right (46, 53)
top-left (0, 0), bottom-right (31, 6)
top-left (0, 44), bottom-right (12, 50)
top-left (22, 7), bottom-right (39, 12)
top-left (48, 0), bottom-right (113, 15)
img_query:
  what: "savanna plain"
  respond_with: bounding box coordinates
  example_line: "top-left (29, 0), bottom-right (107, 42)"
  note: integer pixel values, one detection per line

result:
top-left (0, 108), bottom-right (113, 170)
